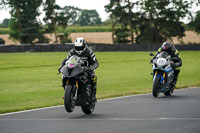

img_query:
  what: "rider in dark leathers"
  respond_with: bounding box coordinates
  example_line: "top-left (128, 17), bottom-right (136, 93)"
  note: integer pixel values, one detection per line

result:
top-left (58, 37), bottom-right (99, 101)
top-left (150, 42), bottom-right (182, 87)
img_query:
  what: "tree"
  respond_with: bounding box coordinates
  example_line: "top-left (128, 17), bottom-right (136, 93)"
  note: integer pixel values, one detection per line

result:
top-left (136, 0), bottom-right (191, 44)
top-left (102, 19), bottom-right (113, 25)
top-left (189, 11), bottom-right (200, 34)
top-left (0, 18), bottom-right (10, 28)
top-left (43, 0), bottom-right (60, 43)
top-left (60, 6), bottom-right (101, 26)
top-left (105, 0), bottom-right (192, 44)
top-left (77, 10), bottom-right (102, 26)
top-left (2, 18), bottom-right (10, 27)
top-left (43, 0), bottom-right (71, 43)
top-left (105, 0), bottom-right (140, 44)
top-left (188, 0), bottom-right (200, 34)
top-left (62, 6), bottom-right (81, 25)
top-left (1, 0), bottom-right (46, 44)
top-left (114, 24), bottom-right (130, 43)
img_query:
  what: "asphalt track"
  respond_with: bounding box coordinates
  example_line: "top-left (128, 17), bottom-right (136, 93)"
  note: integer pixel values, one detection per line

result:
top-left (0, 88), bottom-right (200, 133)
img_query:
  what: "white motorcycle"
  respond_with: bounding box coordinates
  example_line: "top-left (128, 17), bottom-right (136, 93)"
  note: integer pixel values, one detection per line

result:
top-left (150, 51), bottom-right (177, 97)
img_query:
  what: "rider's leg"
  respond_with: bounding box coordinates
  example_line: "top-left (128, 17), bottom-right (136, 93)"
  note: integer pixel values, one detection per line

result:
top-left (62, 76), bottom-right (67, 90)
top-left (90, 71), bottom-right (97, 102)
top-left (86, 81), bottom-right (91, 98)
top-left (61, 76), bottom-right (68, 99)
top-left (173, 69), bottom-right (180, 87)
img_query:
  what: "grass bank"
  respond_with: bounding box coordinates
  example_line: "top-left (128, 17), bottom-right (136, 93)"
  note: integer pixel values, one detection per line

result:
top-left (0, 51), bottom-right (199, 113)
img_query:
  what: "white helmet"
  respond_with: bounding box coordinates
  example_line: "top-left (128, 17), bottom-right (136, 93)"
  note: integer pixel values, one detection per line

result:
top-left (74, 37), bottom-right (86, 54)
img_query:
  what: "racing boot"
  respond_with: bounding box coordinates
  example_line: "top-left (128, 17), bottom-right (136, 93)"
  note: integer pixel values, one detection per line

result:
top-left (62, 77), bottom-right (68, 90)
top-left (61, 77), bottom-right (67, 99)
top-left (90, 76), bottom-right (97, 102)
top-left (85, 84), bottom-right (92, 103)
top-left (172, 76), bottom-right (178, 89)
top-left (91, 87), bottom-right (97, 102)
top-left (172, 70), bottom-right (180, 89)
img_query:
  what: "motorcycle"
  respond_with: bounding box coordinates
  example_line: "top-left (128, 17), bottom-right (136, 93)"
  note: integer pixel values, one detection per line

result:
top-left (60, 55), bottom-right (96, 114)
top-left (150, 51), bottom-right (177, 97)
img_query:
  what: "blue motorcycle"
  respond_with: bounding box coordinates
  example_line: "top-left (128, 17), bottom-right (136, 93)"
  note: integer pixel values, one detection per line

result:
top-left (150, 52), bottom-right (176, 97)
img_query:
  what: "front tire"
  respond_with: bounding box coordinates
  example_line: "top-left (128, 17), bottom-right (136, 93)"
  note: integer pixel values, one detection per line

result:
top-left (64, 85), bottom-right (76, 113)
top-left (81, 101), bottom-right (96, 114)
top-left (153, 76), bottom-right (161, 97)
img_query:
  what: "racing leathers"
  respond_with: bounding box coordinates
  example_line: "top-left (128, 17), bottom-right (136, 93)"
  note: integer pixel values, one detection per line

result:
top-left (151, 45), bottom-right (182, 87)
top-left (59, 46), bottom-right (99, 101)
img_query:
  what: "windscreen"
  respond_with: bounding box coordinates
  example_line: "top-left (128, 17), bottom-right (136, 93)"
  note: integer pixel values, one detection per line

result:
top-left (67, 56), bottom-right (80, 68)
top-left (158, 51), bottom-right (168, 59)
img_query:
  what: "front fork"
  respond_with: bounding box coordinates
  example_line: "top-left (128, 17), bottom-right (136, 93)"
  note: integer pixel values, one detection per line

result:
top-left (154, 71), bottom-right (166, 85)
top-left (66, 78), bottom-right (92, 103)
top-left (65, 79), bottom-right (78, 100)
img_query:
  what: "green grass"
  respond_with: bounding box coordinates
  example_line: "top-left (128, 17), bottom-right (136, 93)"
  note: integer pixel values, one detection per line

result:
top-left (0, 26), bottom-right (113, 35)
top-left (0, 51), bottom-right (200, 114)
top-left (0, 28), bottom-right (9, 34)
top-left (57, 25), bottom-right (113, 33)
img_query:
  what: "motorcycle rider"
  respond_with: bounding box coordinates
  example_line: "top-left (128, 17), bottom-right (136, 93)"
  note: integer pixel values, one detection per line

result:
top-left (150, 42), bottom-right (182, 88)
top-left (58, 37), bottom-right (99, 102)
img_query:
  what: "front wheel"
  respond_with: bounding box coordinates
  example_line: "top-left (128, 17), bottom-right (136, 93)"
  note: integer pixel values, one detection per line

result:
top-left (153, 76), bottom-right (161, 97)
top-left (64, 85), bottom-right (76, 113)
top-left (81, 101), bottom-right (96, 114)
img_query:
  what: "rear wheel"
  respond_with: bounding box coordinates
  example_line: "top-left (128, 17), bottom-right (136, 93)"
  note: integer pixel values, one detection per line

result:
top-left (81, 101), bottom-right (96, 114)
top-left (153, 76), bottom-right (161, 97)
top-left (64, 85), bottom-right (76, 113)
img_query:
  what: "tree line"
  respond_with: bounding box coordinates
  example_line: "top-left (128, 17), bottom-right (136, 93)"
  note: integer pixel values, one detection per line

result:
top-left (105, 0), bottom-right (200, 44)
top-left (0, 0), bottom-right (102, 44)
top-left (0, 0), bottom-right (200, 44)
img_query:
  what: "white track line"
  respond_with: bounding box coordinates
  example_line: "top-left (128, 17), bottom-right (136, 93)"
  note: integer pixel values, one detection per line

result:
top-left (1, 118), bottom-right (200, 121)
top-left (0, 87), bottom-right (198, 117)
top-left (0, 105), bottom-right (64, 116)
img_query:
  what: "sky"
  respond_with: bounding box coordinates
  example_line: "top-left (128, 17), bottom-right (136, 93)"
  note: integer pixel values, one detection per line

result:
top-left (56, 0), bottom-right (110, 21)
top-left (0, 0), bottom-right (110, 23)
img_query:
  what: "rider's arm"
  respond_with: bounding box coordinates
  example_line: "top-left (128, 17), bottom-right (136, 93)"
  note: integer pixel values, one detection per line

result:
top-left (173, 49), bottom-right (182, 68)
top-left (60, 50), bottom-right (74, 69)
top-left (89, 50), bottom-right (99, 70)
top-left (154, 48), bottom-right (162, 58)
top-left (151, 47), bottom-right (162, 62)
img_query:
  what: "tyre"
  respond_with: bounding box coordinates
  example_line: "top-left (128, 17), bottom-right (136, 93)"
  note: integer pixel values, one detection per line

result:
top-left (64, 85), bottom-right (76, 113)
top-left (153, 76), bottom-right (161, 97)
top-left (81, 101), bottom-right (96, 114)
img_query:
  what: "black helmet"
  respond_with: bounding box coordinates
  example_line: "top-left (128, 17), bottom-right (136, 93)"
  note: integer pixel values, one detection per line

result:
top-left (161, 42), bottom-right (172, 51)
top-left (74, 37), bottom-right (86, 54)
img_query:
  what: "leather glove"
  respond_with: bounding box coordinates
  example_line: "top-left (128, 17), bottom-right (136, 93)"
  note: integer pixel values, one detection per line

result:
top-left (150, 58), bottom-right (154, 64)
top-left (170, 62), bottom-right (176, 68)
top-left (58, 67), bottom-right (62, 73)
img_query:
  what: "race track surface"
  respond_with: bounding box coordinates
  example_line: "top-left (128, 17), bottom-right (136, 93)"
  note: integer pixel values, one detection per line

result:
top-left (0, 88), bottom-right (200, 133)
